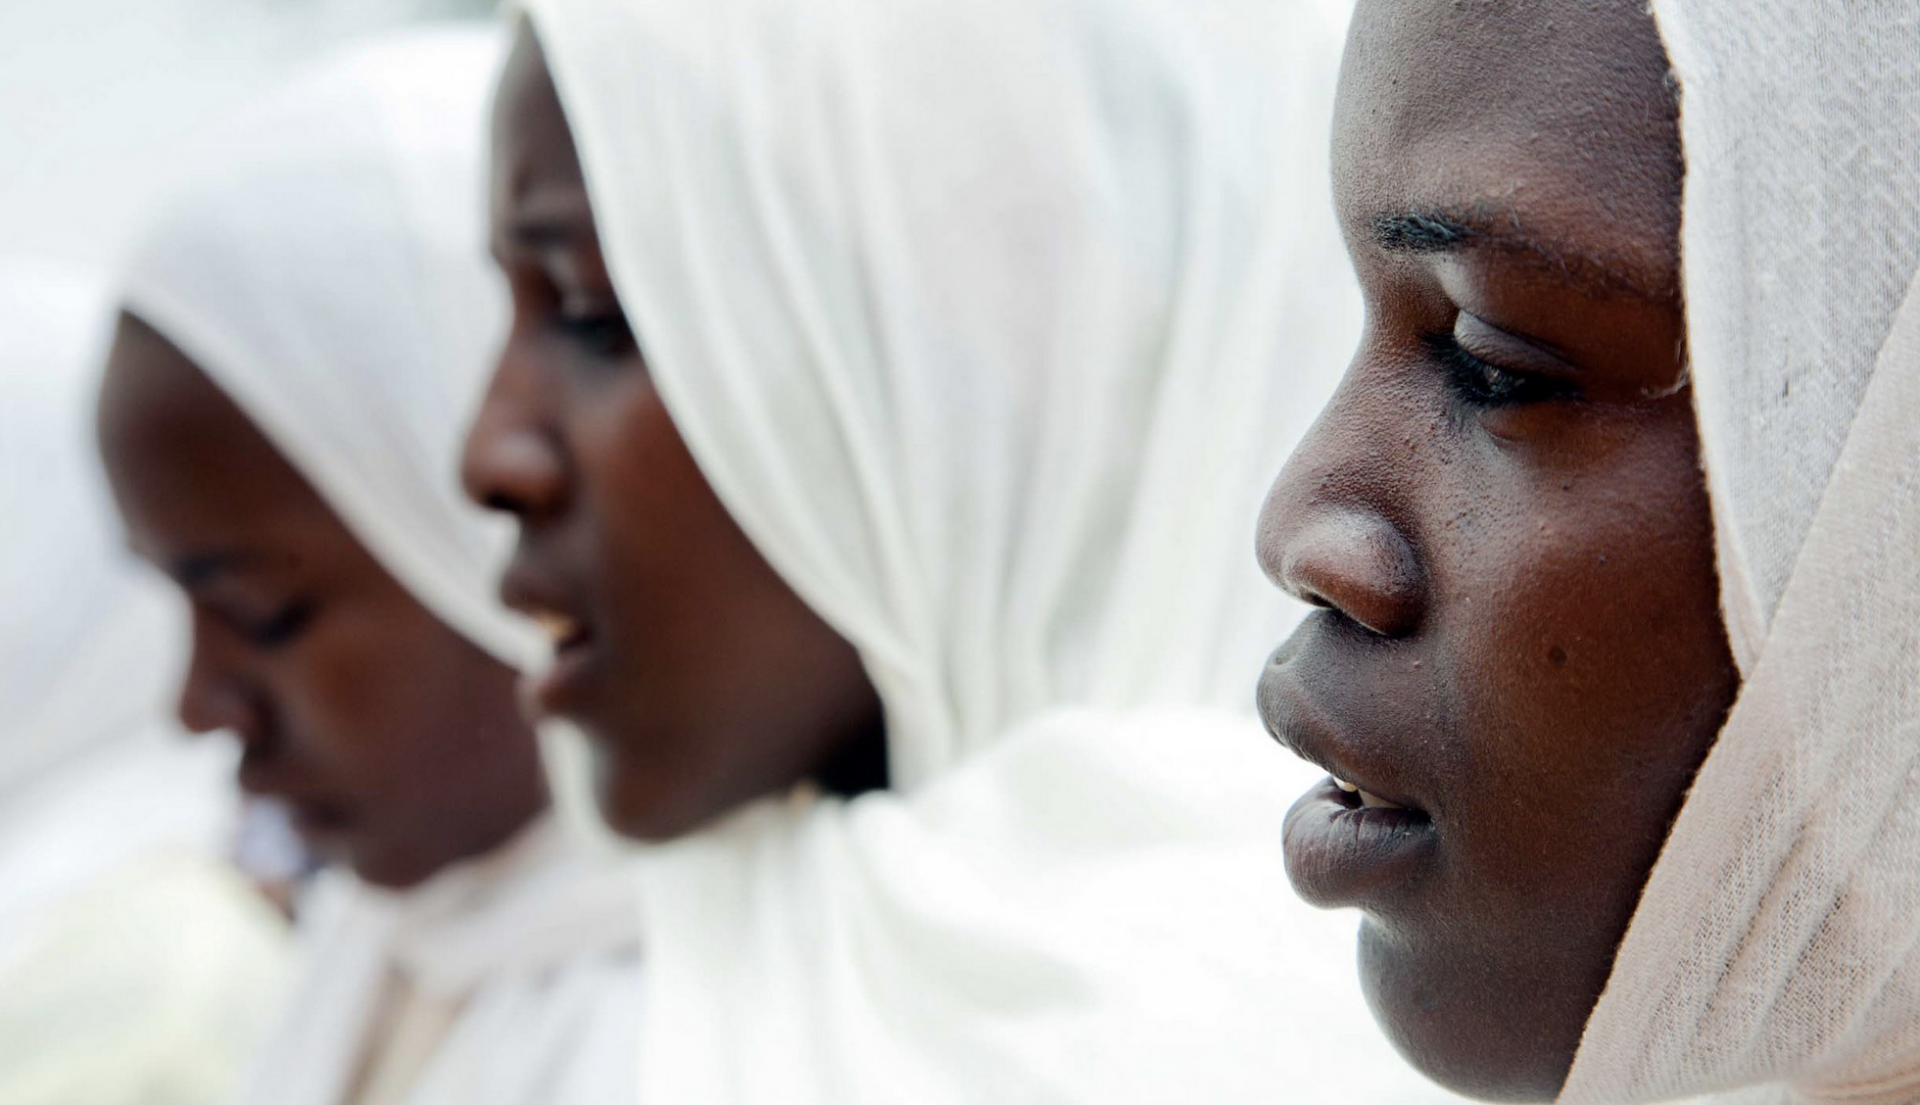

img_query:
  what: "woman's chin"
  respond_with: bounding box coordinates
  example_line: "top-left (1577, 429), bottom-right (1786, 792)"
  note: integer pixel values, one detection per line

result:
top-left (593, 757), bottom-right (699, 843)
top-left (1357, 919), bottom-right (1580, 1104)
top-left (347, 846), bottom-right (442, 891)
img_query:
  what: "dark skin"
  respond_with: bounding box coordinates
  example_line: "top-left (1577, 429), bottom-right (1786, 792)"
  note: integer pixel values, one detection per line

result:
top-left (461, 24), bottom-right (886, 842)
top-left (1254, 1), bottom-right (1740, 1099)
top-left (97, 314), bottom-right (549, 890)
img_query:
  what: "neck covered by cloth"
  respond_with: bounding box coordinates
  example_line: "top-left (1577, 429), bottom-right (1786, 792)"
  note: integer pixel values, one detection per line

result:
top-left (234, 816), bottom-right (641, 1105)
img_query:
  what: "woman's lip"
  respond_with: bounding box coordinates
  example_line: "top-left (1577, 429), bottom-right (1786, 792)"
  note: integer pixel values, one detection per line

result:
top-left (498, 558), bottom-right (594, 649)
top-left (1257, 641), bottom-right (1427, 814)
top-left (525, 633), bottom-right (599, 718)
top-left (1283, 777), bottom-right (1437, 909)
top-left (527, 608), bottom-right (593, 652)
top-left (233, 761), bottom-right (354, 846)
top-left (286, 798), bottom-right (354, 843)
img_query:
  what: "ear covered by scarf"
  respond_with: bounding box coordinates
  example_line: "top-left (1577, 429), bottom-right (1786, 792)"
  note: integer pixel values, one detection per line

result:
top-left (1562, 7), bottom-right (1920, 1103)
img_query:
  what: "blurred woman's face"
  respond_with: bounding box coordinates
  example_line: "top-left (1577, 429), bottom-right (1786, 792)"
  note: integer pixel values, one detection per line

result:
top-left (1253, 0), bottom-right (1740, 1099)
top-left (462, 25), bottom-right (886, 842)
top-left (98, 315), bottom-right (547, 889)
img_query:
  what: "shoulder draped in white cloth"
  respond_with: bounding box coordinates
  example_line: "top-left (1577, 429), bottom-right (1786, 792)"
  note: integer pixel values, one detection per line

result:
top-left (118, 27), bottom-right (642, 1105)
top-left (1560, 8), bottom-right (1920, 1105)
top-left (525, 0), bottom-right (1466, 1100)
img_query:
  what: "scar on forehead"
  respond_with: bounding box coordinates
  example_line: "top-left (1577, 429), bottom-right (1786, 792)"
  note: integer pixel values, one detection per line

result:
top-left (1370, 206), bottom-right (1675, 302)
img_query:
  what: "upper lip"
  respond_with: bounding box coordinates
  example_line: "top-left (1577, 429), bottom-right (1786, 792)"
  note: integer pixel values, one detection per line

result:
top-left (285, 797), bottom-right (352, 833)
top-left (236, 757), bottom-right (343, 821)
top-left (499, 555), bottom-right (593, 651)
top-left (1258, 626), bottom-right (1429, 815)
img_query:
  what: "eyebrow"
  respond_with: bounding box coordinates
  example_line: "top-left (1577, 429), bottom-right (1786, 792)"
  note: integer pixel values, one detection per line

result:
top-left (168, 551), bottom-right (239, 588)
top-left (502, 184), bottom-right (596, 250)
top-left (1368, 206), bottom-right (1673, 301)
top-left (167, 549), bottom-right (279, 589)
top-left (506, 216), bottom-right (581, 250)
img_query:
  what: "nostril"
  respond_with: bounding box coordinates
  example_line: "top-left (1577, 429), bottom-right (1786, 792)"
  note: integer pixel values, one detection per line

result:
top-left (178, 675), bottom-right (263, 740)
top-left (1276, 510), bottom-right (1425, 639)
top-left (461, 429), bottom-right (566, 519)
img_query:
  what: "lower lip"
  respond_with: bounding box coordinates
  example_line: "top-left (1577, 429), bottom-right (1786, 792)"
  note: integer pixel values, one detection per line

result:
top-left (288, 802), bottom-right (352, 842)
top-left (1283, 778), bottom-right (1437, 909)
top-left (528, 636), bottom-right (597, 716)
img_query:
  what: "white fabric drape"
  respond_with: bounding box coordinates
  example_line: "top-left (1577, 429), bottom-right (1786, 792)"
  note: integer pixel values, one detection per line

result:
top-left (0, 264), bottom-right (284, 1105)
top-left (0, 263), bottom-right (234, 862)
top-left (118, 28), bottom-right (642, 1105)
top-left (120, 29), bottom-right (532, 671)
top-left (243, 820), bottom-right (642, 1105)
top-left (1561, 8), bottom-right (1920, 1105)
top-left (526, 0), bottom-right (1464, 1100)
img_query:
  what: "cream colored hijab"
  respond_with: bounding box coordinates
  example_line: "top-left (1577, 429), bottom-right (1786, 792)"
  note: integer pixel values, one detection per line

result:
top-left (525, 0), bottom-right (1465, 1100)
top-left (0, 264), bottom-right (282, 1105)
top-left (120, 29), bottom-right (531, 670)
top-left (0, 264), bottom-right (229, 830)
top-left (119, 27), bottom-right (640, 1105)
top-left (1562, 7), bottom-right (1920, 1104)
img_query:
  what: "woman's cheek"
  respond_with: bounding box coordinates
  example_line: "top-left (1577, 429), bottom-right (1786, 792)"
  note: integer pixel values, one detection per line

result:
top-left (295, 600), bottom-right (433, 778)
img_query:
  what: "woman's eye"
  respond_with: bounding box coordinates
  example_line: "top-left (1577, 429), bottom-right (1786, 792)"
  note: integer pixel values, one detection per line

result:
top-left (244, 600), bottom-right (316, 650)
top-left (554, 304), bottom-right (636, 359)
top-left (1425, 333), bottom-right (1577, 409)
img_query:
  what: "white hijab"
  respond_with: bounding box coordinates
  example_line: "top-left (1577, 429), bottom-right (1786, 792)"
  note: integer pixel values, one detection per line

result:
top-left (0, 264), bottom-right (280, 1105)
top-left (0, 264), bottom-right (235, 885)
top-left (528, 0), bottom-right (1463, 1100)
top-left (1562, 7), bottom-right (1920, 1105)
top-left (119, 28), bottom-right (641, 1105)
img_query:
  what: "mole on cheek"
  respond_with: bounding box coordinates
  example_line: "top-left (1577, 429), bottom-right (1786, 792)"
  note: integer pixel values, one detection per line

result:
top-left (1548, 645), bottom-right (1569, 669)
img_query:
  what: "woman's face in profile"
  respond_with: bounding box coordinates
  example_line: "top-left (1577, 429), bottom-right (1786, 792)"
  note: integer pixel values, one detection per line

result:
top-left (98, 315), bottom-right (547, 890)
top-left (1255, 0), bottom-right (1740, 1098)
top-left (463, 24), bottom-right (886, 842)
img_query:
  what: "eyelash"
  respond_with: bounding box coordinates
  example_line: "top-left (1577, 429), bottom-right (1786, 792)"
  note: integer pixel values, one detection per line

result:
top-left (244, 600), bottom-right (316, 650)
top-left (555, 308), bottom-right (636, 359)
top-left (1424, 333), bottom-right (1577, 409)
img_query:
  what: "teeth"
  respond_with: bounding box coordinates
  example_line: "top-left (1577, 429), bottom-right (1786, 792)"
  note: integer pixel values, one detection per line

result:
top-left (532, 611), bottom-right (581, 646)
top-left (1334, 776), bottom-right (1406, 810)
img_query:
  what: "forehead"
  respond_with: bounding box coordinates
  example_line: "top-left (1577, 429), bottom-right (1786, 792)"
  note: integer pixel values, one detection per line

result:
top-left (1333, 0), bottom-right (1681, 284)
top-left (98, 315), bottom-right (328, 554)
top-left (492, 25), bottom-right (587, 207)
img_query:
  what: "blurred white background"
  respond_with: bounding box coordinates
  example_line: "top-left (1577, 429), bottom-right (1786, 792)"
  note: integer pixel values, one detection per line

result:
top-left (0, 0), bottom-right (496, 268)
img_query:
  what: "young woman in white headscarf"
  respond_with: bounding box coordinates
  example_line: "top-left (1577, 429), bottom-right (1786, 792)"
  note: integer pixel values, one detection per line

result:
top-left (0, 264), bottom-right (287, 1105)
top-left (1255, 0), bottom-right (1920, 1101)
top-left (463, 1), bottom-right (1468, 1101)
top-left (95, 28), bottom-right (641, 1105)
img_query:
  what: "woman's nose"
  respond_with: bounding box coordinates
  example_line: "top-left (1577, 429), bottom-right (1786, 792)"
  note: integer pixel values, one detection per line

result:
top-left (460, 348), bottom-right (569, 521)
top-left (176, 613), bottom-right (266, 738)
top-left (1256, 417), bottom-right (1426, 640)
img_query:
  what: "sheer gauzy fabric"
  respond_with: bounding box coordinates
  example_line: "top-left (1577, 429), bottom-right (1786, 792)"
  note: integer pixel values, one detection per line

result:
top-left (0, 265), bottom-right (231, 851)
top-left (118, 29), bottom-right (642, 1105)
top-left (247, 822), bottom-right (641, 1105)
top-left (526, 0), bottom-right (1462, 1101)
top-left (119, 30), bottom-right (529, 669)
top-left (0, 265), bottom-right (284, 1105)
top-left (1561, 8), bottom-right (1920, 1105)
